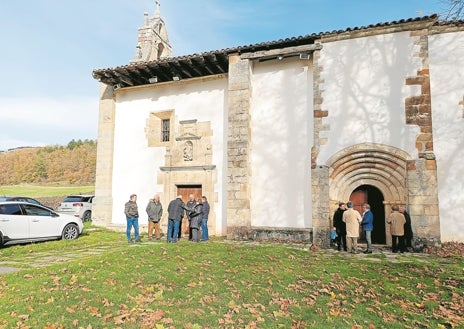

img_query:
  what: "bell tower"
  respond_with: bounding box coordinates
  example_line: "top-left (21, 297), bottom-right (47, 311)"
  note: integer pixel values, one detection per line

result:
top-left (131, 1), bottom-right (172, 63)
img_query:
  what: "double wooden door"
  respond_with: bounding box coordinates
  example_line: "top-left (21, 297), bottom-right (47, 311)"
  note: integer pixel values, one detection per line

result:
top-left (177, 185), bottom-right (202, 235)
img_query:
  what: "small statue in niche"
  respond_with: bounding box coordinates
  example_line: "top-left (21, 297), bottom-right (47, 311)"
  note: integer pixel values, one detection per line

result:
top-left (183, 141), bottom-right (193, 161)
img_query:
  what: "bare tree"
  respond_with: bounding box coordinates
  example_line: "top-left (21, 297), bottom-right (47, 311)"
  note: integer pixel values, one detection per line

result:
top-left (441, 0), bottom-right (464, 20)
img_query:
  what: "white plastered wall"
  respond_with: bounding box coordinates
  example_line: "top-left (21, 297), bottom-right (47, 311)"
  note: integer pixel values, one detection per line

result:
top-left (318, 31), bottom-right (421, 164)
top-left (111, 79), bottom-right (227, 235)
top-left (429, 30), bottom-right (464, 242)
top-left (250, 58), bottom-right (312, 228)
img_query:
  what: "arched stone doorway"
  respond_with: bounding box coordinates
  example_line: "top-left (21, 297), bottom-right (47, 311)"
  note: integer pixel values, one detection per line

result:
top-left (350, 185), bottom-right (385, 244)
top-left (327, 143), bottom-right (412, 246)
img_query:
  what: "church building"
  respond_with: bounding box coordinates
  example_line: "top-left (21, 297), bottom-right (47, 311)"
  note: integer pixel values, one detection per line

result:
top-left (92, 4), bottom-right (464, 247)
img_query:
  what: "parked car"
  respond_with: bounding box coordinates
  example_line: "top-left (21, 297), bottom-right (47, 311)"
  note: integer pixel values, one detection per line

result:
top-left (0, 196), bottom-right (53, 210)
top-left (0, 201), bottom-right (83, 247)
top-left (57, 195), bottom-right (94, 222)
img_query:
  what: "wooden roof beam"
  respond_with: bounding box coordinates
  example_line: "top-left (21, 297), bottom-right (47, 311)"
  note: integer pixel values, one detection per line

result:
top-left (240, 44), bottom-right (323, 60)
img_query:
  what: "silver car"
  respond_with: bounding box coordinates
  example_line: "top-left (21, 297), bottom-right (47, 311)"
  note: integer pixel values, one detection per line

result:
top-left (0, 201), bottom-right (83, 247)
top-left (57, 195), bottom-right (94, 222)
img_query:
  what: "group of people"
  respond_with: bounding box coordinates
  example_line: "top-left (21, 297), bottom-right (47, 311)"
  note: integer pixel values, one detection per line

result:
top-left (332, 201), bottom-right (413, 254)
top-left (123, 193), bottom-right (210, 243)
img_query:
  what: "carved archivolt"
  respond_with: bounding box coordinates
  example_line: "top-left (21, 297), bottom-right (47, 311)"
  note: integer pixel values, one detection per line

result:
top-left (327, 143), bottom-right (412, 203)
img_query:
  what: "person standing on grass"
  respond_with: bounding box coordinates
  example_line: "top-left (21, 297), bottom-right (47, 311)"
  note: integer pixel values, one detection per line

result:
top-left (343, 201), bottom-right (362, 254)
top-left (387, 205), bottom-right (406, 253)
top-left (146, 194), bottom-right (163, 240)
top-left (167, 195), bottom-right (184, 243)
top-left (361, 203), bottom-right (374, 254)
top-left (201, 196), bottom-right (210, 242)
top-left (124, 194), bottom-right (140, 243)
top-left (188, 199), bottom-right (203, 242)
top-left (185, 194), bottom-right (197, 240)
top-left (332, 202), bottom-right (347, 251)
top-left (399, 205), bottom-right (413, 251)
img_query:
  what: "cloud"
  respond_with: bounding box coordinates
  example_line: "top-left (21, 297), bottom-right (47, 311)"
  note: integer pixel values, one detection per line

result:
top-left (0, 97), bottom-right (98, 151)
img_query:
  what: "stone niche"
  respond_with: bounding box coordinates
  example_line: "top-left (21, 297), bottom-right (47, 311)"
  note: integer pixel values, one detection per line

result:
top-left (163, 119), bottom-right (213, 167)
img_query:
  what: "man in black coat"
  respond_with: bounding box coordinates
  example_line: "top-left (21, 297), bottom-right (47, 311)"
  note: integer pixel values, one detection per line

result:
top-left (400, 205), bottom-right (413, 251)
top-left (185, 194), bottom-right (197, 240)
top-left (333, 202), bottom-right (347, 251)
top-left (167, 195), bottom-right (184, 243)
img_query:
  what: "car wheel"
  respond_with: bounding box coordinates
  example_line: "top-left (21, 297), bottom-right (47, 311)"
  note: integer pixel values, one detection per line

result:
top-left (82, 210), bottom-right (92, 222)
top-left (62, 224), bottom-right (79, 240)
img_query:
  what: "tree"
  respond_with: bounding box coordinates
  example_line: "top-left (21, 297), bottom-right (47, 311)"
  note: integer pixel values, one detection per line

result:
top-left (441, 0), bottom-right (464, 20)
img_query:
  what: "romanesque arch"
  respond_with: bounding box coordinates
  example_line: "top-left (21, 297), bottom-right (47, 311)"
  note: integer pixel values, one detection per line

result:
top-left (327, 143), bottom-right (412, 205)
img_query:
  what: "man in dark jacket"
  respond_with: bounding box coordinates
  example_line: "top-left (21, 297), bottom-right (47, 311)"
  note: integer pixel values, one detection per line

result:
top-left (189, 201), bottom-right (203, 242)
top-left (333, 202), bottom-right (347, 251)
top-left (201, 196), bottom-right (210, 241)
top-left (167, 195), bottom-right (184, 243)
top-left (124, 194), bottom-right (140, 243)
top-left (185, 194), bottom-right (197, 240)
top-left (400, 205), bottom-right (413, 251)
top-left (146, 194), bottom-right (163, 240)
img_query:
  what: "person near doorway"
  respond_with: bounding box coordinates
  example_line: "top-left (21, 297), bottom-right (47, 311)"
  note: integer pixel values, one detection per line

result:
top-left (361, 203), bottom-right (374, 254)
top-left (189, 199), bottom-right (203, 242)
top-left (387, 205), bottom-right (406, 253)
top-left (332, 202), bottom-right (347, 251)
top-left (343, 201), bottom-right (362, 254)
top-left (167, 195), bottom-right (184, 243)
top-left (146, 194), bottom-right (163, 240)
top-left (201, 196), bottom-right (210, 242)
top-left (185, 194), bottom-right (197, 240)
top-left (399, 205), bottom-right (413, 251)
top-left (124, 194), bottom-right (140, 243)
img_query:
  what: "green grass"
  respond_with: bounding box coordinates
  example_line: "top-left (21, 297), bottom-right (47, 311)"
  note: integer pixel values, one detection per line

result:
top-left (0, 184), bottom-right (94, 197)
top-left (0, 226), bottom-right (462, 328)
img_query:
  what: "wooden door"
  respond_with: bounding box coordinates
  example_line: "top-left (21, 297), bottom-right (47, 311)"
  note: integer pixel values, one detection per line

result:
top-left (350, 190), bottom-right (366, 214)
top-left (177, 185), bottom-right (202, 235)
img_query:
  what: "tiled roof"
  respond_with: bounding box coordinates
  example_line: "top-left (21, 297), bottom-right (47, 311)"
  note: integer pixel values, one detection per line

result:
top-left (92, 15), bottom-right (440, 88)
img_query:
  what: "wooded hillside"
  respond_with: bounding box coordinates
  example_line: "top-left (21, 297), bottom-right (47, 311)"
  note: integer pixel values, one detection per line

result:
top-left (0, 140), bottom-right (96, 185)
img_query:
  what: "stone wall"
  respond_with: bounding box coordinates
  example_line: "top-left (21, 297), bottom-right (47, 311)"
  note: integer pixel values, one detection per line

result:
top-left (226, 54), bottom-right (253, 239)
top-left (92, 84), bottom-right (115, 226)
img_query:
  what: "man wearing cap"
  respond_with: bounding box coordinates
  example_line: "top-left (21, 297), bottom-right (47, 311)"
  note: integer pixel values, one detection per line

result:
top-left (332, 202), bottom-right (347, 251)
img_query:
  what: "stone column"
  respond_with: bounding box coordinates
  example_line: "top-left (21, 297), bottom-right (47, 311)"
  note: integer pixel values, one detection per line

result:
top-left (311, 165), bottom-right (331, 247)
top-left (404, 30), bottom-right (440, 248)
top-left (92, 84), bottom-right (115, 227)
top-left (407, 158), bottom-right (440, 248)
top-left (226, 54), bottom-right (252, 239)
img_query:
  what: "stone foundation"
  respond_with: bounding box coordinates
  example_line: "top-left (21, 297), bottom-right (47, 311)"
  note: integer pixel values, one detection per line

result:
top-left (227, 226), bottom-right (312, 243)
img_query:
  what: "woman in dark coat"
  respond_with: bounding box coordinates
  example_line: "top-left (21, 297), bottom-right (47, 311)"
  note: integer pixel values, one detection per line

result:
top-left (190, 202), bottom-right (203, 242)
top-left (183, 201), bottom-right (203, 242)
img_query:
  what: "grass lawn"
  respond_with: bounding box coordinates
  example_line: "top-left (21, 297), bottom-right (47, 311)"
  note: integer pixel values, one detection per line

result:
top-left (0, 225), bottom-right (462, 329)
top-left (0, 184), bottom-right (94, 198)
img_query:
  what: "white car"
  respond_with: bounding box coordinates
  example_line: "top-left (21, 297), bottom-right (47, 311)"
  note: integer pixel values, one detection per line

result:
top-left (0, 201), bottom-right (83, 247)
top-left (57, 195), bottom-right (94, 222)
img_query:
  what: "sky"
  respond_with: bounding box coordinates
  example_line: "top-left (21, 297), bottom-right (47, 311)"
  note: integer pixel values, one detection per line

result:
top-left (0, 0), bottom-right (449, 151)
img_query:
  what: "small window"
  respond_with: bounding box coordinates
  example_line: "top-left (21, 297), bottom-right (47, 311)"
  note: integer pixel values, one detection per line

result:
top-left (162, 119), bottom-right (170, 142)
